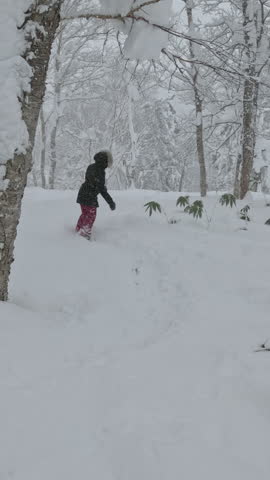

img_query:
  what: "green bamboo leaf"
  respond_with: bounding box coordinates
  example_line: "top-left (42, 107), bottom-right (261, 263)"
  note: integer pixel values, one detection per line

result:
top-left (144, 201), bottom-right (162, 217)
top-left (219, 193), bottom-right (236, 208)
top-left (188, 200), bottom-right (204, 219)
top-left (176, 196), bottom-right (189, 208)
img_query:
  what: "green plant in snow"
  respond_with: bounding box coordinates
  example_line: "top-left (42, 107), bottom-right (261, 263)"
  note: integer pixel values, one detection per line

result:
top-left (144, 194), bottom-right (255, 230)
top-left (185, 200), bottom-right (204, 219)
top-left (144, 201), bottom-right (162, 216)
top-left (176, 195), bottom-right (189, 208)
top-left (240, 205), bottom-right (250, 222)
top-left (219, 193), bottom-right (236, 208)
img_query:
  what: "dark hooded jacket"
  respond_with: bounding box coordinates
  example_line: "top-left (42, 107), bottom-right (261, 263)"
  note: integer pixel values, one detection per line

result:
top-left (77, 154), bottom-right (115, 208)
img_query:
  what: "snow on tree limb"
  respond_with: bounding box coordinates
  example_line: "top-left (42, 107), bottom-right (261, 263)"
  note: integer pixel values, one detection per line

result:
top-left (62, 0), bottom-right (173, 59)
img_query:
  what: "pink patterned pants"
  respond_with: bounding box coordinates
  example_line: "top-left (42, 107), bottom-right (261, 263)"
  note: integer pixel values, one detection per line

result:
top-left (76, 205), bottom-right (97, 238)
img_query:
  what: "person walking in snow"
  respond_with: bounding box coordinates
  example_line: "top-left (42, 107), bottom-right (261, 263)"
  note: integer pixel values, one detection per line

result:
top-left (76, 151), bottom-right (116, 239)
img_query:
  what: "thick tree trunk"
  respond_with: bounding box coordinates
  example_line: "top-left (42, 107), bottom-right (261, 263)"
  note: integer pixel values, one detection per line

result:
top-left (0, 0), bottom-right (62, 301)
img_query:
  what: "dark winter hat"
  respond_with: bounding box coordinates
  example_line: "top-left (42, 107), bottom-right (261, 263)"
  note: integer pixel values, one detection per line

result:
top-left (94, 150), bottom-right (113, 168)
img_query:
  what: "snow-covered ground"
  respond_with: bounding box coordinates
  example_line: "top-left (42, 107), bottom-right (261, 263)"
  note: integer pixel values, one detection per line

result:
top-left (1, 188), bottom-right (270, 479)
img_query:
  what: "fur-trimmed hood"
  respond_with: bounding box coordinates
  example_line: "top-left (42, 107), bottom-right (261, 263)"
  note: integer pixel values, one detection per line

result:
top-left (94, 150), bottom-right (113, 168)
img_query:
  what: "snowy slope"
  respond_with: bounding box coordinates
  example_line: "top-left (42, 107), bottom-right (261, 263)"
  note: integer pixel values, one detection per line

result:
top-left (1, 188), bottom-right (270, 479)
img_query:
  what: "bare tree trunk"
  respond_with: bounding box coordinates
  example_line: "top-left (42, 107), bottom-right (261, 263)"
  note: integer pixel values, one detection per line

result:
top-left (179, 157), bottom-right (187, 192)
top-left (239, 0), bottom-right (259, 199)
top-left (234, 79), bottom-right (258, 199)
top-left (185, 0), bottom-right (207, 197)
top-left (49, 122), bottom-right (59, 189)
top-left (32, 170), bottom-right (38, 187)
top-left (40, 107), bottom-right (47, 189)
top-left (0, 0), bottom-right (62, 301)
top-left (49, 30), bottom-right (63, 189)
top-left (233, 153), bottom-right (242, 198)
top-left (240, 78), bottom-right (256, 199)
top-left (128, 89), bottom-right (137, 166)
top-left (195, 93), bottom-right (207, 197)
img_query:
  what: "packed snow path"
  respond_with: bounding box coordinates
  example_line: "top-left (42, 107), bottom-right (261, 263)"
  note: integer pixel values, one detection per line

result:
top-left (1, 189), bottom-right (270, 479)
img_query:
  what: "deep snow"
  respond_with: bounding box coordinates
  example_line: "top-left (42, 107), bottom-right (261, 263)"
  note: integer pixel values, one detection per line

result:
top-left (1, 188), bottom-right (270, 479)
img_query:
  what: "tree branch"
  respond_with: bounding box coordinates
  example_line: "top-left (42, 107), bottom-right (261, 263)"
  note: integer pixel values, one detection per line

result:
top-left (62, 0), bottom-right (162, 22)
